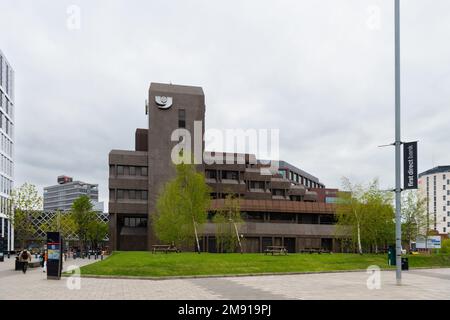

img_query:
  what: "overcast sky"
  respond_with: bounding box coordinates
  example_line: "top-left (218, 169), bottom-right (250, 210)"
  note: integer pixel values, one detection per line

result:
top-left (1, 0), bottom-right (449, 210)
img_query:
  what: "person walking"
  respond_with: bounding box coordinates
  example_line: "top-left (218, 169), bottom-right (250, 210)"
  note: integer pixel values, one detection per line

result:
top-left (19, 249), bottom-right (32, 274)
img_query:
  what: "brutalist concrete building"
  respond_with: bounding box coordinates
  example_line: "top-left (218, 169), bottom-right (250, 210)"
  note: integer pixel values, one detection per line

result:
top-left (109, 83), bottom-right (343, 252)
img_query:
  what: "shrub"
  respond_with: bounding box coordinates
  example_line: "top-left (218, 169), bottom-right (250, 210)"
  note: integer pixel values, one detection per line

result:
top-left (441, 239), bottom-right (450, 254)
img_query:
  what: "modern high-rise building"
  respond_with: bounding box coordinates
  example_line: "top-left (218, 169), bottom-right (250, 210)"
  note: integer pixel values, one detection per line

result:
top-left (43, 175), bottom-right (100, 212)
top-left (419, 166), bottom-right (450, 235)
top-left (109, 83), bottom-right (344, 252)
top-left (0, 49), bottom-right (15, 253)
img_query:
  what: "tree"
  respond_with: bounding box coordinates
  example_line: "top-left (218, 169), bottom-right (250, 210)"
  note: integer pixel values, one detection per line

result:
top-left (153, 162), bottom-right (211, 251)
top-left (213, 193), bottom-right (243, 253)
top-left (40, 210), bottom-right (77, 240)
top-left (401, 190), bottom-right (427, 251)
top-left (71, 195), bottom-right (96, 252)
top-left (336, 178), bottom-right (395, 254)
top-left (87, 220), bottom-right (108, 250)
top-left (10, 183), bottom-right (43, 249)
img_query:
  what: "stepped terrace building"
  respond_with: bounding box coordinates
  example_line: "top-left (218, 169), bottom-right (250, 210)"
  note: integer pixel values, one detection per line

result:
top-left (108, 83), bottom-right (345, 252)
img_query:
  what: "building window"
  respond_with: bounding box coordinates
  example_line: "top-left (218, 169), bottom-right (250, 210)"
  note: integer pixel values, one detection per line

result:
top-left (222, 171), bottom-right (238, 180)
top-left (129, 166), bottom-right (135, 175)
top-left (278, 170), bottom-right (286, 179)
top-left (205, 170), bottom-right (217, 180)
top-left (117, 189), bottom-right (124, 199)
top-left (141, 167), bottom-right (148, 176)
top-left (272, 189), bottom-right (284, 196)
top-left (141, 191), bottom-right (148, 200)
top-left (444, 185), bottom-right (447, 191)
top-left (250, 181), bottom-right (264, 189)
top-left (178, 109), bottom-right (186, 128)
top-left (129, 190), bottom-right (136, 199)
top-left (117, 166), bottom-right (124, 175)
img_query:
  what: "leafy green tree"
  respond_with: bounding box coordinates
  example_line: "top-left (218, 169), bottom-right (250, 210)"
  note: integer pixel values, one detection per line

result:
top-left (336, 178), bottom-right (395, 254)
top-left (40, 210), bottom-right (77, 240)
top-left (401, 190), bottom-right (427, 251)
top-left (71, 195), bottom-right (96, 251)
top-left (153, 162), bottom-right (211, 251)
top-left (10, 183), bottom-right (43, 249)
top-left (87, 220), bottom-right (109, 250)
top-left (213, 194), bottom-right (243, 253)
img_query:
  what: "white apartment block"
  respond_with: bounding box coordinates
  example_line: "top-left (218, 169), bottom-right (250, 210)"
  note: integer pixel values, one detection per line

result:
top-left (418, 166), bottom-right (450, 235)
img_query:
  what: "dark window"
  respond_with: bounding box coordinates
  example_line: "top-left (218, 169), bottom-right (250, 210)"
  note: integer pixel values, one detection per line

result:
top-left (222, 171), bottom-right (238, 180)
top-left (117, 189), bottom-right (124, 199)
top-left (117, 166), bottom-right (124, 175)
top-left (129, 190), bottom-right (136, 199)
top-left (141, 191), bottom-right (148, 200)
top-left (205, 170), bottom-right (217, 180)
top-left (272, 189), bottom-right (284, 196)
top-left (250, 181), bottom-right (264, 189)
top-left (129, 166), bottom-right (136, 175)
top-left (141, 167), bottom-right (148, 176)
top-left (178, 109), bottom-right (186, 128)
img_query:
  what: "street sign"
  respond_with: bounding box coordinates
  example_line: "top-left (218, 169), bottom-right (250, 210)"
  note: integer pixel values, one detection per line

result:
top-left (46, 232), bottom-right (63, 280)
top-left (403, 141), bottom-right (418, 189)
top-left (416, 236), bottom-right (441, 249)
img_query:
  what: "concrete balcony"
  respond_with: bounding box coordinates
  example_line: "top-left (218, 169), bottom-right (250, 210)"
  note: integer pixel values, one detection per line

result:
top-left (201, 221), bottom-right (341, 237)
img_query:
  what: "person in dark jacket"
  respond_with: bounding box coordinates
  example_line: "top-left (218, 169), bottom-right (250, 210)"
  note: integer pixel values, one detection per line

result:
top-left (18, 250), bottom-right (32, 274)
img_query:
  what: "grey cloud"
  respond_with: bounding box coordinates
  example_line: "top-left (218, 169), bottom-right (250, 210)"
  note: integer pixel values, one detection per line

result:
top-left (1, 0), bottom-right (449, 210)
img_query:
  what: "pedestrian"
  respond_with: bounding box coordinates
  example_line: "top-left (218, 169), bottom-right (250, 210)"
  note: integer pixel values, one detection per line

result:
top-left (39, 252), bottom-right (44, 268)
top-left (19, 249), bottom-right (32, 274)
top-left (43, 250), bottom-right (48, 273)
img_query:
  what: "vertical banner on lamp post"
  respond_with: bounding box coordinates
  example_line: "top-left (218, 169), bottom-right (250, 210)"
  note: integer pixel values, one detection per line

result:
top-left (403, 141), bottom-right (418, 189)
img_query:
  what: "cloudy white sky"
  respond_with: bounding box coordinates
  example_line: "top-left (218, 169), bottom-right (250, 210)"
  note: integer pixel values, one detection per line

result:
top-left (1, 0), bottom-right (449, 210)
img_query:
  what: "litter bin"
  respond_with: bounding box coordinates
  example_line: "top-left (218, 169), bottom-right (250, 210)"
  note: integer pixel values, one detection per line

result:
top-left (401, 257), bottom-right (409, 271)
top-left (388, 245), bottom-right (396, 266)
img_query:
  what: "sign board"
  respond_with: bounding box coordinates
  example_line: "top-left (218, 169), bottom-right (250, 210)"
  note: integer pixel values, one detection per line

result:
top-left (403, 141), bottom-right (418, 189)
top-left (415, 236), bottom-right (441, 249)
top-left (46, 232), bottom-right (63, 280)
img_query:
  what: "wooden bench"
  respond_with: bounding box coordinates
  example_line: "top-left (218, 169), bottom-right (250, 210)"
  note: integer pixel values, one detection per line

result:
top-left (264, 246), bottom-right (288, 255)
top-left (151, 245), bottom-right (179, 254)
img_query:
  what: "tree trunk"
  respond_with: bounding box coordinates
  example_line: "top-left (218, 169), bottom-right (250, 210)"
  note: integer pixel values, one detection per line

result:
top-left (193, 217), bottom-right (201, 253)
top-left (357, 221), bottom-right (363, 254)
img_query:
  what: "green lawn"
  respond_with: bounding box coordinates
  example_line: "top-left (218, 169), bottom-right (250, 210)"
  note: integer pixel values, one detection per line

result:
top-left (77, 252), bottom-right (450, 278)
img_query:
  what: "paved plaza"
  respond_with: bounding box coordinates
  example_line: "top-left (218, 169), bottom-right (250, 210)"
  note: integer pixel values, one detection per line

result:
top-left (0, 257), bottom-right (449, 300)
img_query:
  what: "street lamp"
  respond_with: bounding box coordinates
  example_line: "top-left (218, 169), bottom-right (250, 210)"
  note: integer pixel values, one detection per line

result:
top-left (394, 0), bottom-right (402, 285)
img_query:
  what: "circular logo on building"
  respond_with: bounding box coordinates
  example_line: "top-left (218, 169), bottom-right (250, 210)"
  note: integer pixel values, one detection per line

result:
top-left (155, 96), bottom-right (173, 109)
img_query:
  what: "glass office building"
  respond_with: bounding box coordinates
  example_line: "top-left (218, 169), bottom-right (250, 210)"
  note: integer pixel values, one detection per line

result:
top-left (0, 49), bottom-right (14, 253)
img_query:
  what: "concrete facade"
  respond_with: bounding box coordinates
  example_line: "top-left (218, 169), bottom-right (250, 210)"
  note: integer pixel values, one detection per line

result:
top-left (108, 82), bottom-right (344, 252)
top-left (43, 176), bottom-right (99, 212)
